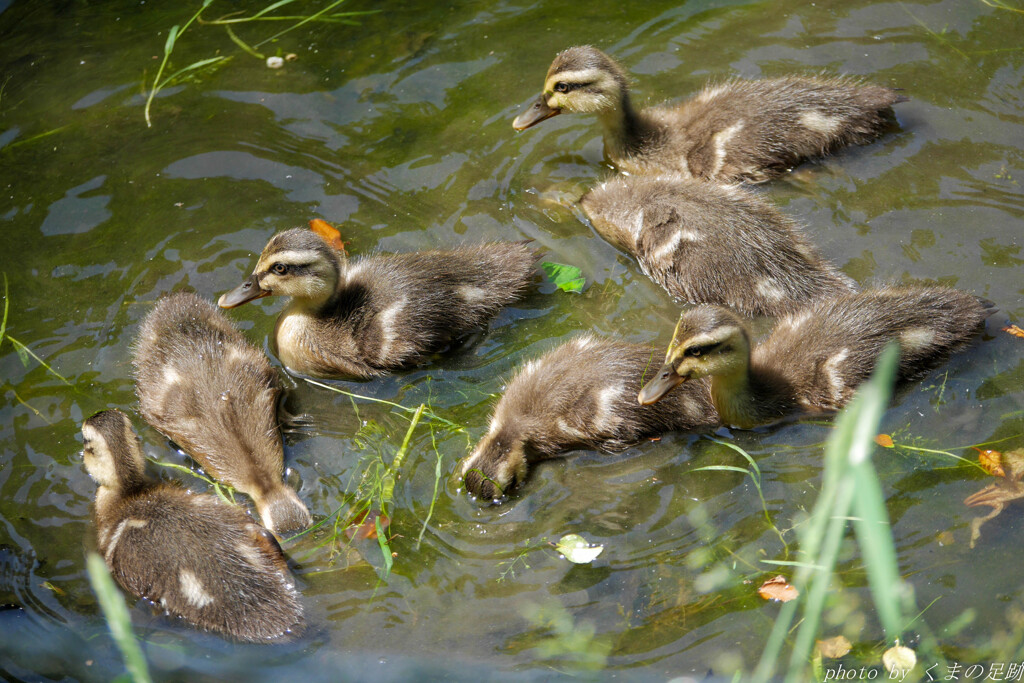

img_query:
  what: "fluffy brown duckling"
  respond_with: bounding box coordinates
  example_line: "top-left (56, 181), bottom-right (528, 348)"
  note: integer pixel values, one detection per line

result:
top-left (638, 287), bottom-right (992, 429)
top-left (459, 335), bottom-right (719, 501)
top-left (580, 174), bottom-right (856, 316)
top-left (81, 409), bottom-right (303, 642)
top-left (219, 228), bottom-right (539, 379)
top-left (134, 292), bottom-right (311, 534)
top-left (514, 45), bottom-right (906, 183)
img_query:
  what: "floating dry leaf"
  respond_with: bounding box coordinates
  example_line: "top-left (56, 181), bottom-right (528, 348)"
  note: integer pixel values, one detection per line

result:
top-left (965, 448), bottom-right (1024, 547)
top-left (882, 642), bottom-right (916, 674)
top-left (758, 575), bottom-right (799, 602)
top-left (1004, 324), bottom-right (1024, 339)
top-left (874, 434), bottom-right (894, 448)
top-left (309, 218), bottom-right (348, 254)
top-left (346, 509), bottom-right (390, 541)
top-left (816, 635), bottom-right (852, 659)
top-left (976, 447), bottom-right (1005, 477)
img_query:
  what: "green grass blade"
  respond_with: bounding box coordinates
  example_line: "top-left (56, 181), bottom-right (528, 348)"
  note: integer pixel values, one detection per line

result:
top-left (376, 515), bottom-right (393, 577)
top-left (303, 378), bottom-right (464, 431)
top-left (754, 343), bottom-right (901, 682)
top-left (5, 335), bottom-right (72, 385)
top-left (381, 403), bottom-right (424, 511)
top-left (224, 25), bottom-right (264, 59)
top-left (86, 553), bottom-right (153, 683)
top-left (0, 273), bottom-right (8, 354)
top-left (254, 0), bottom-right (349, 48)
top-left (252, 0), bottom-right (301, 18)
top-left (155, 56), bottom-right (229, 90)
top-left (847, 345), bottom-right (907, 639)
top-left (709, 437), bottom-right (761, 482)
top-left (416, 425), bottom-right (443, 549)
top-left (690, 465), bottom-right (751, 475)
top-left (163, 24), bottom-right (179, 55)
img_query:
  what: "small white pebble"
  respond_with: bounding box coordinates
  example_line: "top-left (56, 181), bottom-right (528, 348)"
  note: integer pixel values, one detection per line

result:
top-left (266, 56), bottom-right (284, 69)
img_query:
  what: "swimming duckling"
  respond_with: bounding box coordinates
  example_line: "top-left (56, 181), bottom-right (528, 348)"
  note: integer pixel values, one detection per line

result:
top-left (460, 335), bottom-right (719, 501)
top-left (580, 174), bottom-right (856, 316)
top-left (219, 228), bottom-right (539, 379)
top-left (134, 292), bottom-right (311, 534)
top-left (638, 287), bottom-right (992, 429)
top-left (81, 409), bottom-right (303, 642)
top-left (514, 45), bottom-right (905, 183)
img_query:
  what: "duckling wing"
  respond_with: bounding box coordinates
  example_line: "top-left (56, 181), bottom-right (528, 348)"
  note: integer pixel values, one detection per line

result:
top-left (97, 489), bottom-right (303, 642)
top-left (661, 76), bottom-right (904, 182)
top-left (326, 243), bottom-right (539, 374)
top-left (756, 287), bottom-right (989, 412)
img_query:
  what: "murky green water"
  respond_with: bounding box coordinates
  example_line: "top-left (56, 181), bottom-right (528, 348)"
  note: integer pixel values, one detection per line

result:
top-left (1, 0), bottom-right (1022, 680)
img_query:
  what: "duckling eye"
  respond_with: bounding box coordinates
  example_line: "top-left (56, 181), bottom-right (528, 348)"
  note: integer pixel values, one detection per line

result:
top-left (272, 263), bottom-right (288, 275)
top-left (554, 82), bottom-right (570, 93)
top-left (686, 343), bottom-right (717, 358)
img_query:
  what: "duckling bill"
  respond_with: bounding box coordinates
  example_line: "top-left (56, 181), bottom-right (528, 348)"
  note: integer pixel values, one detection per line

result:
top-left (134, 292), bottom-right (311, 535)
top-left (460, 335), bottom-right (719, 501)
top-left (516, 45), bottom-right (906, 182)
top-left (219, 228), bottom-right (540, 379)
top-left (580, 174), bottom-right (857, 317)
top-left (81, 409), bottom-right (303, 642)
top-left (639, 287), bottom-right (992, 428)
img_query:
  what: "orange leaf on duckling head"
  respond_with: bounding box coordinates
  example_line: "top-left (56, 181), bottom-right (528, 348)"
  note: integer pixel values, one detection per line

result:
top-left (875, 434), bottom-right (894, 448)
top-left (309, 218), bottom-right (347, 254)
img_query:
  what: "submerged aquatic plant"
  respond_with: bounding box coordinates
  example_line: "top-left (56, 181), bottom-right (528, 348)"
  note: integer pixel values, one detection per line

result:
top-left (144, 0), bottom-right (377, 126)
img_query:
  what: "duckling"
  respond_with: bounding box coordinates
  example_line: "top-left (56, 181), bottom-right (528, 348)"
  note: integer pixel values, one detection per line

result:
top-left (218, 228), bottom-right (539, 379)
top-left (134, 292), bottom-right (311, 534)
top-left (638, 287), bottom-right (992, 429)
top-left (459, 335), bottom-right (719, 501)
top-left (580, 174), bottom-right (856, 316)
top-left (514, 45), bottom-right (906, 183)
top-left (81, 409), bottom-right (303, 642)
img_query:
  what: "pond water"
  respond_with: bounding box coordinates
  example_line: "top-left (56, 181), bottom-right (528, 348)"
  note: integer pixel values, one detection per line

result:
top-left (1, 0), bottom-right (1023, 680)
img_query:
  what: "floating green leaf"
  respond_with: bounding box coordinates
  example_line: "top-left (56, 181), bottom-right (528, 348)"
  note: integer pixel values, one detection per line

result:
top-left (555, 534), bottom-right (604, 564)
top-left (541, 262), bottom-right (585, 293)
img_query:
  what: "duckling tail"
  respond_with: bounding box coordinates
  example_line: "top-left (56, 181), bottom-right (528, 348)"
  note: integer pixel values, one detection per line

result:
top-left (256, 485), bottom-right (312, 535)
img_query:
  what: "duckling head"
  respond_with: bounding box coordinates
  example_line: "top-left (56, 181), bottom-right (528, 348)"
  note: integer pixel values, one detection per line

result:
top-left (219, 229), bottom-right (343, 310)
top-left (81, 409), bottom-right (147, 494)
top-left (638, 306), bottom-right (751, 405)
top-left (460, 428), bottom-right (528, 502)
top-left (513, 45), bottom-right (629, 130)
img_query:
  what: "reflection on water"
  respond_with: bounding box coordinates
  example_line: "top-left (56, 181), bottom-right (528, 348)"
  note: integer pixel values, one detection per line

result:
top-left (1, 0), bottom-right (1022, 678)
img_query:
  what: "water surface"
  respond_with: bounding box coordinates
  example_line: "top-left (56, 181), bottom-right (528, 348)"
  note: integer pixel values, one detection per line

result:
top-left (1, 0), bottom-right (1022, 679)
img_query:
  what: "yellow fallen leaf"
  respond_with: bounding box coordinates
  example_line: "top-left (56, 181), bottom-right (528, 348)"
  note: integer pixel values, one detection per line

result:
top-left (758, 575), bottom-right (799, 602)
top-left (882, 642), bottom-right (916, 674)
top-left (976, 447), bottom-right (1005, 478)
top-left (1004, 324), bottom-right (1024, 339)
top-left (816, 635), bottom-right (852, 659)
top-left (874, 434), bottom-right (894, 448)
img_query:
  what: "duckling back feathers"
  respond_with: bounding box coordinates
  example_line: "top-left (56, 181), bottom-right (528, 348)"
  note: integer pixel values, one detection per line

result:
top-left (254, 230), bottom-right (539, 378)
top-left (581, 175), bottom-right (857, 316)
top-left (133, 292), bottom-right (311, 534)
top-left (527, 46), bottom-right (905, 183)
top-left (82, 410), bottom-right (303, 642)
top-left (754, 287), bottom-right (990, 409)
top-left (460, 335), bottom-right (718, 500)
